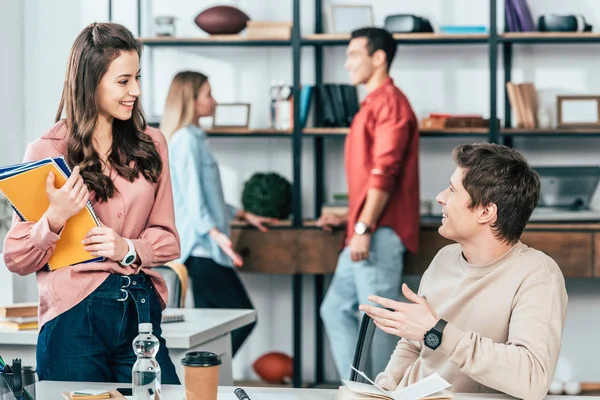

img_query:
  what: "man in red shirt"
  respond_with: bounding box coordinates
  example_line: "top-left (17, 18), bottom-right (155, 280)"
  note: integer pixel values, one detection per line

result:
top-left (317, 27), bottom-right (420, 380)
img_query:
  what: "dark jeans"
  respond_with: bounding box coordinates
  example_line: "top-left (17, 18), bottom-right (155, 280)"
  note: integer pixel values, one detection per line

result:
top-left (185, 256), bottom-right (256, 356)
top-left (36, 273), bottom-right (180, 384)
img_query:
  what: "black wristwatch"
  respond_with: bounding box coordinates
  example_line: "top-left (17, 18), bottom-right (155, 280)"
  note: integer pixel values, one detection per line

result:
top-left (423, 319), bottom-right (447, 350)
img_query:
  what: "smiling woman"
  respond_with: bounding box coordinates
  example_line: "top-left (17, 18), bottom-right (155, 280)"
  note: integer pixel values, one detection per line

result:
top-left (2, 22), bottom-right (181, 384)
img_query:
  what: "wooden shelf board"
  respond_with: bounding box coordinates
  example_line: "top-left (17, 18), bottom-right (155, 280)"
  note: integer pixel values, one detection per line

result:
top-left (502, 32), bottom-right (600, 39)
top-left (501, 128), bottom-right (600, 136)
top-left (303, 128), bottom-right (488, 136)
top-left (303, 128), bottom-right (349, 135)
top-left (420, 128), bottom-right (488, 135)
top-left (140, 36), bottom-right (290, 45)
top-left (304, 33), bottom-right (488, 42)
top-left (231, 219), bottom-right (294, 228)
top-left (206, 128), bottom-right (292, 135)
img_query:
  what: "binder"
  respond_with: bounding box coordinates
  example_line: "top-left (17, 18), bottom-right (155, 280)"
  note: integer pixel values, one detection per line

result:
top-left (0, 157), bottom-right (103, 271)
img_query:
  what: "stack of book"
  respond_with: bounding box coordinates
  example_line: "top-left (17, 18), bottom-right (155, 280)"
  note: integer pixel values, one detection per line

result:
top-left (506, 82), bottom-right (539, 129)
top-left (246, 21), bottom-right (292, 40)
top-left (505, 0), bottom-right (535, 32)
top-left (301, 84), bottom-right (360, 128)
top-left (0, 303), bottom-right (38, 331)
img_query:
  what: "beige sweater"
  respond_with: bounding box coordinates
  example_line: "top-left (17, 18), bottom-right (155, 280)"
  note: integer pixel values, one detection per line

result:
top-left (375, 242), bottom-right (568, 400)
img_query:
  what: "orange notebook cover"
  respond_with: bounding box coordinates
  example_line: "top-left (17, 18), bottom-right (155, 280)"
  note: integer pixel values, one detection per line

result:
top-left (0, 157), bottom-right (102, 271)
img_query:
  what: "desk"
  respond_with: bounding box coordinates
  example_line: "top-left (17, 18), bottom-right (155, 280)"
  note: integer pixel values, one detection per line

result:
top-left (0, 308), bottom-right (256, 386)
top-left (36, 381), bottom-right (335, 399)
top-left (34, 381), bottom-right (600, 400)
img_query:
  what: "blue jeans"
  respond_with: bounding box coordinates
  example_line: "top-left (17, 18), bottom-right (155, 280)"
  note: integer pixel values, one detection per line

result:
top-left (320, 227), bottom-right (405, 380)
top-left (36, 273), bottom-right (180, 384)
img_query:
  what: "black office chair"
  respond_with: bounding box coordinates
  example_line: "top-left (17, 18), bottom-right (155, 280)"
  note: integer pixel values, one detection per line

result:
top-left (350, 313), bottom-right (400, 383)
top-left (154, 262), bottom-right (188, 308)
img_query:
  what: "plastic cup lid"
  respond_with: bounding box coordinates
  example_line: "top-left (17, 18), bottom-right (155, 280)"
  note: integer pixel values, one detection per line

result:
top-left (181, 351), bottom-right (222, 367)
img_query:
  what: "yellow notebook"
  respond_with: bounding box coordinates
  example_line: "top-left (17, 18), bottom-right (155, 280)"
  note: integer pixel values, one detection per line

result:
top-left (0, 317), bottom-right (39, 331)
top-left (0, 157), bottom-right (102, 271)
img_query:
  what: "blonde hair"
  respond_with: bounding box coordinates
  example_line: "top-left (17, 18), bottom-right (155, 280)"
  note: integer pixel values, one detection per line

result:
top-left (160, 71), bottom-right (208, 140)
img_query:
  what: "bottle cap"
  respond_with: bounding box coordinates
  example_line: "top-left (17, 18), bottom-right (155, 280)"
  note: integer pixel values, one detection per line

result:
top-left (139, 323), bottom-right (153, 333)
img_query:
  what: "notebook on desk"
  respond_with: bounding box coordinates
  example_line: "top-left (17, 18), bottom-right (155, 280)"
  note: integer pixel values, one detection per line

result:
top-left (339, 365), bottom-right (453, 400)
top-left (0, 157), bottom-right (103, 271)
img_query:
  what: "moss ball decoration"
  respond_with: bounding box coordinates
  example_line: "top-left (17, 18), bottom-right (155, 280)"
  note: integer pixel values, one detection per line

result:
top-left (241, 172), bottom-right (293, 219)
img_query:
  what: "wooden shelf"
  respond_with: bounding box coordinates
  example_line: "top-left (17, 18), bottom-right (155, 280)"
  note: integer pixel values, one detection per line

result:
top-left (206, 128), bottom-right (292, 137)
top-left (231, 219), bottom-right (293, 228)
top-left (303, 127), bottom-right (489, 137)
top-left (501, 128), bottom-right (600, 137)
top-left (140, 36), bottom-right (290, 47)
top-left (303, 33), bottom-right (488, 46)
top-left (500, 32), bottom-right (600, 43)
top-left (420, 127), bottom-right (488, 136)
top-left (303, 128), bottom-right (348, 135)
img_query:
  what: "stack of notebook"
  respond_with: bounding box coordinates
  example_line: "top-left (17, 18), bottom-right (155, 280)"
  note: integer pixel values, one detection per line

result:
top-left (0, 302), bottom-right (38, 331)
top-left (0, 157), bottom-right (103, 271)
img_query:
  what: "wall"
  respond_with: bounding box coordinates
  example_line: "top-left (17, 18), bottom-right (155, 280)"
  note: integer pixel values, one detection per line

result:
top-left (1, 0), bottom-right (600, 384)
top-left (0, 0), bottom-right (25, 165)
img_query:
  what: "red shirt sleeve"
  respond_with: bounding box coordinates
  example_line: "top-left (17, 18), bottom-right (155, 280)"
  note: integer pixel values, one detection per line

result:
top-left (367, 99), bottom-right (414, 193)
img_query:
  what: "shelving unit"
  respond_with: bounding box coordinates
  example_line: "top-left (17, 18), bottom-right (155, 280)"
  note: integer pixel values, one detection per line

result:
top-left (113, 0), bottom-right (600, 389)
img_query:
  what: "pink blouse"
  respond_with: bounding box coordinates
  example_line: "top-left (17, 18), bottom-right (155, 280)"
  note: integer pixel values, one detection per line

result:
top-left (3, 120), bottom-right (181, 328)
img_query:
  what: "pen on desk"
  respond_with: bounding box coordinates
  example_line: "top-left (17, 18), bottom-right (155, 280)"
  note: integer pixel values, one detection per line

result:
top-left (234, 387), bottom-right (252, 400)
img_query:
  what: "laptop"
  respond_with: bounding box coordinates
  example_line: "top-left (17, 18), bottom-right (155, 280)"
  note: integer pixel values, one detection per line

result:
top-left (530, 166), bottom-right (600, 221)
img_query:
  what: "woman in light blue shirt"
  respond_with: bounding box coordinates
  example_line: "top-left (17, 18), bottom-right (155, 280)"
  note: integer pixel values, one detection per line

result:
top-left (160, 71), bottom-right (275, 355)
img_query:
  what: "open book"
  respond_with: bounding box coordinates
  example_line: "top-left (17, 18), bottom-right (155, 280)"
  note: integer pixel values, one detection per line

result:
top-left (336, 365), bottom-right (453, 400)
top-left (0, 157), bottom-right (103, 270)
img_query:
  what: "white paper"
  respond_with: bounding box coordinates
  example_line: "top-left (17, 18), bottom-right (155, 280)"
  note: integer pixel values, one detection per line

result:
top-left (393, 373), bottom-right (452, 400)
top-left (562, 100), bottom-right (598, 123)
top-left (349, 364), bottom-right (389, 393)
top-left (70, 390), bottom-right (109, 396)
top-left (345, 364), bottom-right (452, 400)
top-left (342, 380), bottom-right (394, 399)
top-left (214, 105), bottom-right (248, 126)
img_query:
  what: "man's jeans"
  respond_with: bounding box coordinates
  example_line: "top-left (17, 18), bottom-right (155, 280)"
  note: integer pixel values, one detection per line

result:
top-left (36, 273), bottom-right (180, 384)
top-left (320, 227), bottom-right (405, 380)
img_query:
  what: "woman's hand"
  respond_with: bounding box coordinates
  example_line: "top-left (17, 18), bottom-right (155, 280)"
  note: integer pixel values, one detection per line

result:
top-left (46, 166), bottom-right (89, 233)
top-left (210, 229), bottom-right (243, 267)
top-left (83, 225), bottom-right (129, 262)
top-left (241, 210), bottom-right (279, 233)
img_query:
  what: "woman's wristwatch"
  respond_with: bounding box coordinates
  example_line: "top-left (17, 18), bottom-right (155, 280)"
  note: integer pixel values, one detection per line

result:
top-left (120, 238), bottom-right (137, 266)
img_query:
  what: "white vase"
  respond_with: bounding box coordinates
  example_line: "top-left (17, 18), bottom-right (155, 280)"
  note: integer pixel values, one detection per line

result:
top-left (538, 107), bottom-right (553, 129)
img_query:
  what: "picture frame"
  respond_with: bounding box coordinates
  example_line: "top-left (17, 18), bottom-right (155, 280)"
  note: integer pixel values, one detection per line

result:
top-left (328, 4), bottom-right (374, 34)
top-left (212, 103), bottom-right (251, 129)
top-left (557, 95), bottom-right (600, 129)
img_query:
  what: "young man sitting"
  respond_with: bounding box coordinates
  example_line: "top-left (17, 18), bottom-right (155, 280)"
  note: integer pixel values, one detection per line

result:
top-left (360, 143), bottom-right (568, 400)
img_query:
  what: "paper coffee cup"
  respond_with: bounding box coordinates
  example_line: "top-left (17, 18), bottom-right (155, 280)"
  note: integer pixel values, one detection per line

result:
top-left (181, 351), bottom-right (222, 400)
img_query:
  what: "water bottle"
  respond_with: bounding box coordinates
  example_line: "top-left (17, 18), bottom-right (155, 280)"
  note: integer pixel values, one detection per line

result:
top-left (132, 323), bottom-right (161, 400)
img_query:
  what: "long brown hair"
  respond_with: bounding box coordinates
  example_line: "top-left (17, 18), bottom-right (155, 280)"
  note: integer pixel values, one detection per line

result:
top-left (56, 22), bottom-right (162, 202)
top-left (159, 71), bottom-right (208, 141)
